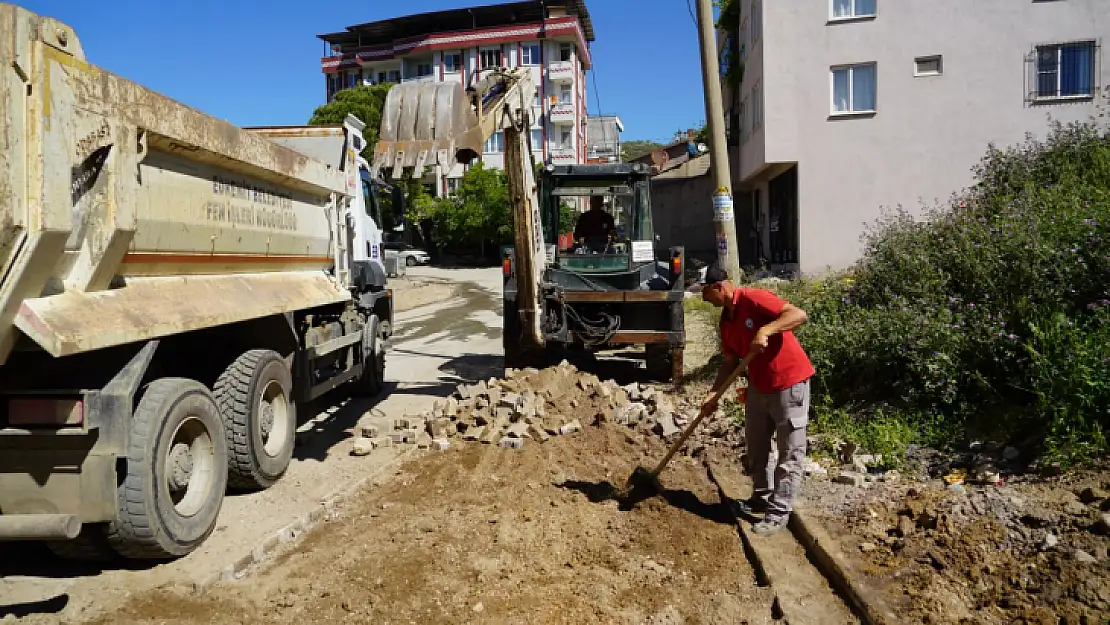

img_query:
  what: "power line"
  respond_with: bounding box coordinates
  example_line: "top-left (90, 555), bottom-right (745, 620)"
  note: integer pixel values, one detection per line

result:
top-left (686, 0), bottom-right (698, 29)
top-left (589, 67), bottom-right (611, 161)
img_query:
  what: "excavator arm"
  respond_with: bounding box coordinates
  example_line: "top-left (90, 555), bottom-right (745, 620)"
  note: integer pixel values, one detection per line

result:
top-left (371, 69), bottom-right (547, 350)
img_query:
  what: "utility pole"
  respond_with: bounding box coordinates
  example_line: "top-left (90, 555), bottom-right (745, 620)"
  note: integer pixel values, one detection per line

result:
top-left (694, 0), bottom-right (742, 281)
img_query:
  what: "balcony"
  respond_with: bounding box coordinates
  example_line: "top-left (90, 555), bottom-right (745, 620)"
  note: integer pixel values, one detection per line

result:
top-left (549, 103), bottom-right (576, 125)
top-left (548, 61), bottom-right (576, 85)
top-left (549, 149), bottom-right (576, 165)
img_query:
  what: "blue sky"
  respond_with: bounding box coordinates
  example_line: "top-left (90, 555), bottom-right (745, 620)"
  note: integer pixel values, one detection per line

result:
top-left (24, 0), bottom-right (711, 144)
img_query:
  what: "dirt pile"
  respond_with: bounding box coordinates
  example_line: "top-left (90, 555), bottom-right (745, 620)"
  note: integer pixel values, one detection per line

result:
top-left (809, 474), bottom-right (1110, 623)
top-left (93, 418), bottom-right (778, 624)
top-left (353, 361), bottom-right (743, 457)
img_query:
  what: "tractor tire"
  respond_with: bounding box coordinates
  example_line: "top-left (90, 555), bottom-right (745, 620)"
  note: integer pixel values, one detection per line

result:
top-left (646, 345), bottom-right (682, 382)
top-left (106, 378), bottom-right (227, 560)
top-left (214, 350), bottom-right (296, 490)
top-left (353, 315), bottom-right (386, 397)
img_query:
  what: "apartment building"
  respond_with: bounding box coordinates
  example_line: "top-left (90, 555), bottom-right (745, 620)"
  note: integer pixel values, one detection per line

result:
top-left (725, 0), bottom-right (1109, 273)
top-left (318, 1), bottom-right (594, 196)
top-left (585, 115), bottom-right (624, 163)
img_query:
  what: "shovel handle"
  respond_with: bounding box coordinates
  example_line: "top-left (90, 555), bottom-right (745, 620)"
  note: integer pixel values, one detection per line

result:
top-left (648, 352), bottom-right (756, 477)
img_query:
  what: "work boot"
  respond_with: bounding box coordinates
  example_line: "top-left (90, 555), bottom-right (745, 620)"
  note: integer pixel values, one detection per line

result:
top-left (729, 496), bottom-right (768, 519)
top-left (751, 516), bottom-right (788, 537)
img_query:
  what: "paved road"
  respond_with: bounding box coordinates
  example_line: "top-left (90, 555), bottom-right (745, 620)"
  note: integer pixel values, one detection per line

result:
top-left (0, 267), bottom-right (504, 623)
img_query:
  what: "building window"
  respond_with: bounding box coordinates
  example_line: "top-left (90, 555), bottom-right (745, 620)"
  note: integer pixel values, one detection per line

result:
top-left (559, 43), bottom-right (573, 62)
top-left (533, 89), bottom-right (541, 108)
top-left (559, 129), bottom-right (572, 149)
top-left (914, 55), bottom-right (943, 77)
top-left (378, 71), bottom-right (387, 84)
top-left (522, 43), bottom-right (541, 65)
top-left (831, 63), bottom-right (877, 114)
top-left (530, 128), bottom-right (543, 149)
top-left (480, 48), bottom-right (502, 70)
top-left (752, 0), bottom-right (763, 43)
top-left (739, 96), bottom-right (749, 143)
top-left (415, 63), bottom-right (433, 77)
top-left (831, 0), bottom-right (876, 20)
top-left (446, 177), bottom-right (461, 195)
top-left (1034, 41), bottom-right (1096, 99)
top-left (752, 81), bottom-right (763, 131)
top-left (484, 131), bottom-right (504, 153)
top-left (559, 87), bottom-right (572, 104)
top-left (444, 52), bottom-right (463, 73)
top-left (740, 16), bottom-right (749, 61)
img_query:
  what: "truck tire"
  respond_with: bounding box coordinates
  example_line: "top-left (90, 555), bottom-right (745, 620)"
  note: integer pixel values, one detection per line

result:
top-left (44, 524), bottom-right (116, 562)
top-left (214, 350), bottom-right (296, 490)
top-left (106, 378), bottom-right (227, 560)
top-left (353, 315), bottom-right (385, 396)
top-left (646, 344), bottom-right (681, 382)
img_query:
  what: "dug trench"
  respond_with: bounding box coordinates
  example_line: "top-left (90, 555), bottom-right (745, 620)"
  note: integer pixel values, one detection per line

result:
top-left (81, 363), bottom-right (858, 625)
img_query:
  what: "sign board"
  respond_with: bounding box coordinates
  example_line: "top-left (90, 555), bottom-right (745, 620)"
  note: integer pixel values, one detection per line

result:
top-left (713, 190), bottom-right (734, 222)
top-left (631, 240), bottom-right (654, 262)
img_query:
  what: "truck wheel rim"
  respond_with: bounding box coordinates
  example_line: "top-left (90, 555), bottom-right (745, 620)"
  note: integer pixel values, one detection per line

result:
top-left (166, 415), bottom-right (216, 518)
top-left (259, 380), bottom-right (290, 458)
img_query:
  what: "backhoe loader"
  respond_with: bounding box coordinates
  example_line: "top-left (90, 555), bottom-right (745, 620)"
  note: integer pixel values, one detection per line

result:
top-left (372, 68), bottom-right (685, 381)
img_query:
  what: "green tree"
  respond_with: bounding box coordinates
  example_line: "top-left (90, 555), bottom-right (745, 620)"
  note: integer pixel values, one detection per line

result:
top-left (307, 83), bottom-right (394, 159)
top-left (433, 162), bottom-right (511, 256)
top-left (621, 139), bottom-right (666, 162)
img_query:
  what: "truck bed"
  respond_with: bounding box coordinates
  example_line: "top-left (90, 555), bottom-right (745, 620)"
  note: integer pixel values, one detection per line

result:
top-left (0, 4), bottom-right (354, 364)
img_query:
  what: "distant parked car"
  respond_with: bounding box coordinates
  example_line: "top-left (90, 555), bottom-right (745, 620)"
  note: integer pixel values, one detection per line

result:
top-left (382, 242), bottom-right (430, 267)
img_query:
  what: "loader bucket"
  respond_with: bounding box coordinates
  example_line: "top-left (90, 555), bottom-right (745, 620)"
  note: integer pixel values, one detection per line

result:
top-left (372, 81), bottom-right (485, 177)
top-left (371, 68), bottom-right (537, 179)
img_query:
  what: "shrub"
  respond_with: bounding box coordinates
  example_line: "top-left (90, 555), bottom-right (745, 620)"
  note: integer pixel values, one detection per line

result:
top-left (777, 116), bottom-right (1110, 466)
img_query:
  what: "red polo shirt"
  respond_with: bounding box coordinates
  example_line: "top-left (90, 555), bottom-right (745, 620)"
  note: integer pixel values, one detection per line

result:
top-left (720, 288), bottom-right (815, 394)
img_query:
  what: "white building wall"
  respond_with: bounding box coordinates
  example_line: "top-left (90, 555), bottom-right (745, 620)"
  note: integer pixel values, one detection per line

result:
top-left (739, 0), bottom-right (1110, 273)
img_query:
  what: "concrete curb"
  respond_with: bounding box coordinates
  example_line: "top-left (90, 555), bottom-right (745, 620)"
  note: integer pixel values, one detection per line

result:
top-left (788, 507), bottom-right (900, 625)
top-left (703, 460), bottom-right (786, 620)
top-left (193, 445), bottom-right (424, 591)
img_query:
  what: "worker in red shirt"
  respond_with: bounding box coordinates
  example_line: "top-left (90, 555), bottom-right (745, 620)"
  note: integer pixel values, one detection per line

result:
top-left (699, 264), bottom-right (815, 536)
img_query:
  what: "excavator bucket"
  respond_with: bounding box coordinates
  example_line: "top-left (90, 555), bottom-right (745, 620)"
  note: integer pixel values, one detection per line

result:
top-left (371, 69), bottom-right (536, 179)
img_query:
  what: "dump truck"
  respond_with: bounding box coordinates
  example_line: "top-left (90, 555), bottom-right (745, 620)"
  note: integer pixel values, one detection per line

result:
top-left (0, 4), bottom-right (399, 560)
top-left (373, 68), bottom-right (685, 381)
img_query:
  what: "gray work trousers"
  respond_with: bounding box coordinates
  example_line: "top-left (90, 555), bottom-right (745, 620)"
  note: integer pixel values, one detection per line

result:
top-left (745, 379), bottom-right (810, 522)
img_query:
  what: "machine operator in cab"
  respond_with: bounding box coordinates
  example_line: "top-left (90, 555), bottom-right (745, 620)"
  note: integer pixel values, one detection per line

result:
top-left (573, 195), bottom-right (617, 252)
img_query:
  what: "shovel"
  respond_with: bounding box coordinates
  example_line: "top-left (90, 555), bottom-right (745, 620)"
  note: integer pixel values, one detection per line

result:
top-left (617, 351), bottom-right (756, 499)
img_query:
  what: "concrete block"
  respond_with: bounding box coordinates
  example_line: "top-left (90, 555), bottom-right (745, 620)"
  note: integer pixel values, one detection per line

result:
top-left (401, 429), bottom-right (419, 444)
top-left (834, 471), bottom-right (868, 487)
top-left (371, 436), bottom-right (393, 449)
top-left (427, 418), bottom-right (453, 438)
top-left (359, 424), bottom-right (380, 438)
top-left (350, 437), bottom-right (374, 456)
top-left (559, 419), bottom-right (582, 435)
top-left (496, 406), bottom-right (514, 421)
top-left (499, 392), bottom-right (521, 408)
top-left (446, 398), bottom-right (459, 417)
top-left (393, 419), bottom-right (407, 431)
top-left (653, 412), bottom-right (681, 437)
top-left (480, 423), bottom-right (503, 444)
top-left (463, 425), bottom-right (485, 441)
top-left (499, 436), bottom-right (525, 449)
top-left (506, 422), bottom-right (530, 438)
top-left (432, 438), bottom-right (451, 451)
top-left (389, 431), bottom-right (406, 444)
top-left (417, 435), bottom-right (432, 449)
top-left (457, 383), bottom-right (472, 400)
top-left (528, 423), bottom-right (550, 443)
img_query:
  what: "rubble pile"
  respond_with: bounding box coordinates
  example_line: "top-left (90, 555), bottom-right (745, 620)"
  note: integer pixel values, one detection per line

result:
top-left (351, 360), bottom-right (746, 456)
